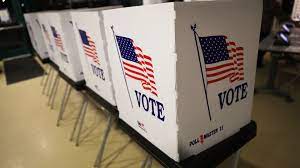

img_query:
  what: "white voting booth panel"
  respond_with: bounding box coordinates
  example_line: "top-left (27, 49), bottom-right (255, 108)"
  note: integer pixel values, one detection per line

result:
top-left (24, 13), bottom-right (48, 59)
top-left (31, 13), bottom-right (49, 59)
top-left (71, 7), bottom-right (119, 105)
top-left (47, 11), bottom-right (75, 78)
top-left (47, 10), bottom-right (84, 82)
top-left (38, 12), bottom-right (61, 66)
top-left (103, 0), bottom-right (262, 161)
top-left (24, 14), bottom-right (38, 51)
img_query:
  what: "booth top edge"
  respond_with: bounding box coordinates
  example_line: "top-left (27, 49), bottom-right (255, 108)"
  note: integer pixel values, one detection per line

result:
top-left (102, 0), bottom-right (238, 14)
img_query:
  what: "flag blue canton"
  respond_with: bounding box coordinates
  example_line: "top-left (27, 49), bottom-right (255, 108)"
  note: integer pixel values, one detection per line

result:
top-left (50, 26), bottom-right (58, 38)
top-left (116, 36), bottom-right (138, 63)
top-left (199, 36), bottom-right (229, 64)
top-left (79, 30), bottom-right (89, 45)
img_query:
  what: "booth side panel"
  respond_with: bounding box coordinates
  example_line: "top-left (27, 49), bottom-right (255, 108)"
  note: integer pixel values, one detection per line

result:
top-left (99, 12), bottom-right (117, 105)
top-left (24, 14), bottom-right (37, 52)
top-left (49, 13), bottom-right (76, 80)
top-left (71, 11), bottom-right (116, 105)
top-left (60, 12), bottom-right (84, 82)
top-left (31, 13), bottom-right (48, 59)
top-left (38, 13), bottom-right (56, 64)
top-left (103, 3), bottom-right (180, 161)
top-left (42, 13), bottom-right (62, 66)
top-left (71, 12), bottom-right (94, 88)
top-left (175, 0), bottom-right (263, 160)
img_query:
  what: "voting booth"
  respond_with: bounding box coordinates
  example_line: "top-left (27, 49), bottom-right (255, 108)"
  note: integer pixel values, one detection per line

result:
top-left (37, 11), bottom-right (61, 66)
top-left (71, 7), bottom-right (120, 105)
top-left (24, 14), bottom-right (38, 51)
top-left (46, 10), bottom-right (85, 82)
top-left (103, 0), bottom-right (262, 161)
top-left (24, 12), bottom-right (48, 60)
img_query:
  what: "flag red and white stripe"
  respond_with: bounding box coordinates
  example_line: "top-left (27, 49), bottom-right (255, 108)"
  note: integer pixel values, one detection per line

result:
top-left (54, 34), bottom-right (64, 51)
top-left (204, 36), bottom-right (244, 84)
top-left (82, 35), bottom-right (99, 64)
top-left (122, 40), bottom-right (158, 96)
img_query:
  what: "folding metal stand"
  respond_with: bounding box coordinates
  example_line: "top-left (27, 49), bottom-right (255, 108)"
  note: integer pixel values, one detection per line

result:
top-left (46, 68), bottom-right (56, 96)
top-left (40, 64), bottom-right (50, 86)
top-left (141, 155), bottom-right (153, 168)
top-left (56, 83), bottom-right (72, 126)
top-left (93, 112), bottom-right (114, 168)
top-left (48, 72), bottom-right (60, 109)
top-left (69, 93), bottom-right (89, 146)
top-left (66, 86), bottom-right (118, 167)
top-left (36, 54), bottom-right (51, 87)
top-left (42, 66), bottom-right (53, 95)
top-left (55, 71), bottom-right (85, 127)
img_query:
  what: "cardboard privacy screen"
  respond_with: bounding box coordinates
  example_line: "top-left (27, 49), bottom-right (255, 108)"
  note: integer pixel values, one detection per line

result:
top-left (103, 0), bottom-right (262, 161)
top-left (71, 7), bottom-right (119, 106)
top-left (47, 10), bottom-right (84, 82)
top-left (24, 13), bottom-right (48, 59)
top-left (38, 11), bottom-right (61, 66)
top-left (24, 14), bottom-right (37, 51)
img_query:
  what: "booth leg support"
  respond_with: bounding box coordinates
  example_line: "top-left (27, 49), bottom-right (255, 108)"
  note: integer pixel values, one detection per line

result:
top-left (62, 86), bottom-right (72, 112)
top-left (141, 154), bottom-right (153, 168)
top-left (41, 65), bottom-right (50, 86)
top-left (56, 84), bottom-right (70, 127)
top-left (94, 113), bottom-right (114, 168)
top-left (42, 67), bottom-right (52, 94)
top-left (70, 96), bottom-right (88, 141)
top-left (50, 77), bottom-right (60, 109)
top-left (75, 100), bottom-right (89, 146)
top-left (46, 68), bottom-right (55, 96)
top-left (48, 73), bottom-right (59, 106)
top-left (233, 149), bottom-right (240, 168)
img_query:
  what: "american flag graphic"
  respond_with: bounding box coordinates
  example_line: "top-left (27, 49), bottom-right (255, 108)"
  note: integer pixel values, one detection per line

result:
top-left (50, 26), bottom-right (64, 51)
top-left (79, 29), bottom-right (99, 64)
top-left (199, 35), bottom-right (244, 84)
top-left (41, 24), bottom-right (50, 42)
top-left (28, 25), bottom-right (37, 47)
top-left (116, 36), bottom-right (158, 96)
top-left (35, 19), bottom-right (41, 28)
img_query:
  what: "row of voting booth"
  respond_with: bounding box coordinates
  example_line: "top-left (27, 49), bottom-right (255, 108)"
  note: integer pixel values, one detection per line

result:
top-left (24, 0), bottom-right (262, 165)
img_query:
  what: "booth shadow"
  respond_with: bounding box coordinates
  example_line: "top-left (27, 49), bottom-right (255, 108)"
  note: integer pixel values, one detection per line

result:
top-left (100, 139), bottom-right (136, 168)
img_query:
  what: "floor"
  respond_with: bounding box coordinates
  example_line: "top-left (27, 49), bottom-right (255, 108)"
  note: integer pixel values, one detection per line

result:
top-left (0, 56), bottom-right (299, 168)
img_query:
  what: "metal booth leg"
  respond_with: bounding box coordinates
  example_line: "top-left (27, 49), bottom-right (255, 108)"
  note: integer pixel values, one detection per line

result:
top-left (63, 84), bottom-right (72, 112)
top-left (48, 73), bottom-right (59, 106)
top-left (41, 64), bottom-right (50, 86)
top-left (232, 149), bottom-right (241, 168)
top-left (56, 84), bottom-right (72, 127)
top-left (75, 99), bottom-right (89, 146)
top-left (94, 113), bottom-right (114, 168)
top-left (69, 95), bottom-right (88, 142)
top-left (141, 154), bottom-right (153, 168)
top-left (50, 76), bottom-right (60, 109)
top-left (42, 67), bottom-right (52, 94)
top-left (46, 68), bottom-right (55, 96)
